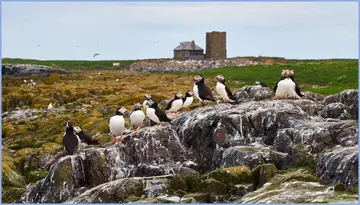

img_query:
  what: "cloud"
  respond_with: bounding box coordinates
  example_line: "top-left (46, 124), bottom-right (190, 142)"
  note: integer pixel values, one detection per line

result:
top-left (2, 1), bottom-right (358, 60)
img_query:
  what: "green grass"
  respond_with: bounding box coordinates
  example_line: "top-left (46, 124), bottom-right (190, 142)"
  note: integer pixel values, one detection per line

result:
top-left (2, 58), bottom-right (140, 71)
top-left (181, 59), bottom-right (358, 96)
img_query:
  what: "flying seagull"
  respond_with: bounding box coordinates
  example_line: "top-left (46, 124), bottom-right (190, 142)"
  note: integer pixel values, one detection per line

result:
top-left (93, 53), bottom-right (99, 58)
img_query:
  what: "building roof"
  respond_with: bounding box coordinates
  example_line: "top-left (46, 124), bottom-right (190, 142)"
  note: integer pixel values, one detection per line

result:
top-left (174, 41), bottom-right (203, 51)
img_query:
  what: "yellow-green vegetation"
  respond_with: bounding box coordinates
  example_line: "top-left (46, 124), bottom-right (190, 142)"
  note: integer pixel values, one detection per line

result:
top-left (203, 166), bottom-right (253, 184)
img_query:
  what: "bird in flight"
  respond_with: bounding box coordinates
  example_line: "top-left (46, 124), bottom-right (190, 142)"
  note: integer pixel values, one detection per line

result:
top-left (93, 53), bottom-right (99, 58)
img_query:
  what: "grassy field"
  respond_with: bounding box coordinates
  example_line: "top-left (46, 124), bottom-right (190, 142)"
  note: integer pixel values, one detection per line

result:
top-left (2, 58), bottom-right (140, 71)
top-left (182, 59), bottom-right (358, 96)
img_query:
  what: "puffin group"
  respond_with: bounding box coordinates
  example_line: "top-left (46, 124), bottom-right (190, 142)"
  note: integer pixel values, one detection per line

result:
top-left (62, 70), bottom-right (303, 154)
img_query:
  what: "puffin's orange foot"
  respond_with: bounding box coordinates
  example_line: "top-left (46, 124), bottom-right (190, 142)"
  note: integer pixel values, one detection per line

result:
top-left (120, 138), bottom-right (125, 143)
top-left (111, 137), bottom-right (116, 144)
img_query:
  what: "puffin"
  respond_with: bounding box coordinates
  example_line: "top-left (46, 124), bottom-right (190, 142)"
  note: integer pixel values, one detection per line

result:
top-left (130, 102), bottom-right (146, 131)
top-left (109, 107), bottom-right (128, 144)
top-left (142, 94), bottom-right (157, 126)
top-left (286, 70), bottom-right (304, 98)
top-left (73, 126), bottom-right (99, 145)
top-left (165, 93), bottom-right (184, 117)
top-left (146, 99), bottom-right (172, 124)
top-left (273, 70), bottom-right (288, 94)
top-left (142, 94), bottom-right (153, 112)
top-left (62, 121), bottom-right (81, 155)
top-left (181, 90), bottom-right (194, 112)
top-left (192, 75), bottom-right (216, 106)
top-left (47, 103), bottom-right (53, 110)
top-left (274, 70), bottom-right (302, 99)
top-left (254, 81), bottom-right (269, 88)
top-left (214, 74), bottom-right (236, 103)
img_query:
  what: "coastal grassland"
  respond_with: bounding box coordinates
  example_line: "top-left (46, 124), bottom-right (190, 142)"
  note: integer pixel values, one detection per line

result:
top-left (1, 58), bottom-right (358, 202)
top-left (2, 58), bottom-right (140, 71)
top-left (181, 59), bottom-right (358, 96)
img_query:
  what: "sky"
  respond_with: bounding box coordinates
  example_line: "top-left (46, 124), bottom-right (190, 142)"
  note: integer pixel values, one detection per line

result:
top-left (1, 1), bottom-right (358, 60)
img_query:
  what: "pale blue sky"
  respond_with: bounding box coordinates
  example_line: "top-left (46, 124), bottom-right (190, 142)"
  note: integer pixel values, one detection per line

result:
top-left (1, 1), bottom-right (358, 60)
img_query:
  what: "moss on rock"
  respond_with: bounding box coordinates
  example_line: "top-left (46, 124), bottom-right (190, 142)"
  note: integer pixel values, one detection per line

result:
top-left (183, 174), bottom-right (202, 193)
top-left (26, 170), bottom-right (49, 183)
top-left (167, 174), bottom-right (188, 194)
top-left (202, 166), bottom-right (252, 185)
top-left (1, 186), bottom-right (26, 203)
top-left (252, 164), bottom-right (278, 190)
top-left (2, 152), bottom-right (26, 188)
top-left (293, 144), bottom-right (316, 173)
top-left (199, 178), bottom-right (227, 194)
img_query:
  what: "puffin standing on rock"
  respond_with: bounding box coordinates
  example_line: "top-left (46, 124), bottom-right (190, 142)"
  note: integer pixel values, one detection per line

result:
top-left (73, 126), bottom-right (99, 145)
top-left (130, 102), bottom-right (146, 131)
top-left (165, 93), bottom-right (184, 117)
top-left (109, 107), bottom-right (128, 144)
top-left (274, 70), bottom-right (302, 99)
top-left (214, 74), bottom-right (236, 104)
top-left (143, 94), bottom-right (154, 113)
top-left (142, 94), bottom-right (157, 126)
top-left (286, 69), bottom-right (304, 98)
top-left (62, 121), bottom-right (81, 155)
top-left (181, 90), bottom-right (194, 112)
top-left (192, 75), bottom-right (216, 106)
top-left (146, 99), bottom-right (172, 124)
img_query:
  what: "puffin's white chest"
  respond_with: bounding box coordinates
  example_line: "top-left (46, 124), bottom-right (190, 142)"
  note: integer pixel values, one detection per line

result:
top-left (109, 115), bottom-right (125, 136)
top-left (143, 100), bottom-right (149, 111)
top-left (130, 110), bottom-right (145, 126)
top-left (146, 108), bottom-right (160, 123)
top-left (182, 97), bottom-right (193, 108)
top-left (168, 99), bottom-right (183, 112)
top-left (276, 78), bottom-right (298, 98)
top-left (216, 82), bottom-right (230, 101)
top-left (193, 84), bottom-right (201, 102)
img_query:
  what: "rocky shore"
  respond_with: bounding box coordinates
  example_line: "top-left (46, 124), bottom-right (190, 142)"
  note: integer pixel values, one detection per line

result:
top-left (13, 87), bottom-right (358, 203)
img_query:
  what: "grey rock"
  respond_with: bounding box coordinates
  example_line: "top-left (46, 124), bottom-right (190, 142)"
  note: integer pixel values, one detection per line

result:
top-left (2, 64), bottom-right (67, 76)
top-left (321, 102), bottom-right (352, 120)
top-left (234, 86), bottom-right (273, 103)
top-left (323, 89), bottom-right (358, 120)
top-left (129, 58), bottom-right (259, 73)
top-left (212, 146), bottom-right (289, 170)
top-left (316, 146), bottom-right (358, 188)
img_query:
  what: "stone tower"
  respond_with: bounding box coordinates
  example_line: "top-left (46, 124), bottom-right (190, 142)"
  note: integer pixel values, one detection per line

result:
top-left (205, 31), bottom-right (227, 59)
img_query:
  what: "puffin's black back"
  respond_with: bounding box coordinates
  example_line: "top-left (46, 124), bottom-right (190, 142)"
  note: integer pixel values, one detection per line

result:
top-left (155, 107), bottom-right (172, 122)
top-left (287, 74), bottom-right (304, 98)
top-left (62, 126), bottom-right (79, 155)
top-left (77, 130), bottom-right (98, 145)
top-left (198, 83), bottom-right (216, 102)
top-left (150, 102), bottom-right (171, 122)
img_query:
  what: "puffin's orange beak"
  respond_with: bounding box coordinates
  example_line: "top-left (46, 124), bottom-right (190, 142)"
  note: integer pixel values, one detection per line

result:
top-left (213, 77), bottom-right (218, 81)
top-left (191, 76), bottom-right (195, 83)
top-left (254, 82), bottom-right (256, 85)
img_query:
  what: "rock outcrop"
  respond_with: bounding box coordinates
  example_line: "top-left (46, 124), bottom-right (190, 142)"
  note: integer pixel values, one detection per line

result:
top-left (18, 87), bottom-right (358, 203)
top-left (129, 58), bottom-right (259, 73)
top-left (2, 64), bottom-right (67, 76)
